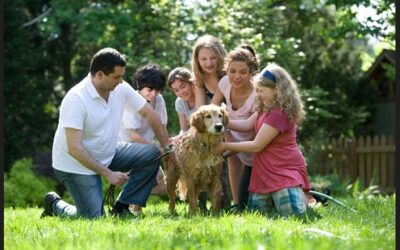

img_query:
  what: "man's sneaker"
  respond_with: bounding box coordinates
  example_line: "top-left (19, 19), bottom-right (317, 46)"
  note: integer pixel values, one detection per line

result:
top-left (111, 207), bottom-right (144, 219)
top-left (41, 191), bottom-right (61, 218)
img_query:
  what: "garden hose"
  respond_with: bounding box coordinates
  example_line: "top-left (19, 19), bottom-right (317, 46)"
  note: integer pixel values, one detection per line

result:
top-left (309, 190), bottom-right (357, 213)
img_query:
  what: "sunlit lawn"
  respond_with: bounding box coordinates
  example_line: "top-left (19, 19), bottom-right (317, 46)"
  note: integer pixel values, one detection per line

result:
top-left (4, 194), bottom-right (395, 250)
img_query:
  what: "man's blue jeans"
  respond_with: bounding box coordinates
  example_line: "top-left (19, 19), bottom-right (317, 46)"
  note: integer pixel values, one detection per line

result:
top-left (53, 142), bottom-right (160, 219)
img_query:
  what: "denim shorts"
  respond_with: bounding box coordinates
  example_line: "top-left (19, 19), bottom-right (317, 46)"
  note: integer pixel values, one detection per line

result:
top-left (248, 186), bottom-right (307, 217)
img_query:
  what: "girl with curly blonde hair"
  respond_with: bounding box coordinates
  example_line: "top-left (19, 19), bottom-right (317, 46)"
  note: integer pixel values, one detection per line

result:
top-left (215, 63), bottom-right (311, 217)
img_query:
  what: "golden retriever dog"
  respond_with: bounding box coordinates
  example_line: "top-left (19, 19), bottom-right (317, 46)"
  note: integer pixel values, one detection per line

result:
top-left (165, 104), bottom-right (229, 214)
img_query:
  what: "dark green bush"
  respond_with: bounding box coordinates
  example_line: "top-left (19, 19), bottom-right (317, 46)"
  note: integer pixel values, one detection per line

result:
top-left (309, 174), bottom-right (351, 197)
top-left (4, 158), bottom-right (57, 208)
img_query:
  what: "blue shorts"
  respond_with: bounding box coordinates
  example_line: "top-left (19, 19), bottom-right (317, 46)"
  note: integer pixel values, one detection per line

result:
top-left (248, 186), bottom-right (306, 217)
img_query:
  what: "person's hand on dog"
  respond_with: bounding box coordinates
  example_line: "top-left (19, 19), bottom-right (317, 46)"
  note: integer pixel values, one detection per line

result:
top-left (105, 171), bottom-right (129, 186)
top-left (215, 143), bottom-right (236, 158)
top-left (214, 142), bottom-right (227, 155)
top-left (170, 134), bottom-right (183, 145)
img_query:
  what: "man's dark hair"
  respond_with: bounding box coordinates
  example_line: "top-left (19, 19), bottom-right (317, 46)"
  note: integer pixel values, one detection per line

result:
top-left (90, 48), bottom-right (127, 76)
top-left (133, 63), bottom-right (166, 91)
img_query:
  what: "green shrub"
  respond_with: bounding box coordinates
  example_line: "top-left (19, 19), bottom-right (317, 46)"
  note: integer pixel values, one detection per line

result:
top-left (301, 129), bottom-right (335, 175)
top-left (309, 174), bottom-right (350, 196)
top-left (4, 158), bottom-right (57, 208)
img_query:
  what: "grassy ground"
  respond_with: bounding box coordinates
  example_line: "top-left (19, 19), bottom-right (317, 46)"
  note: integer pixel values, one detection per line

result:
top-left (5, 195), bottom-right (395, 250)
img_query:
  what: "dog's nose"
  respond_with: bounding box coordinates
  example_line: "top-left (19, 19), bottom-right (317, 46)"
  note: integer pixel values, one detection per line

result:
top-left (215, 124), bottom-right (223, 132)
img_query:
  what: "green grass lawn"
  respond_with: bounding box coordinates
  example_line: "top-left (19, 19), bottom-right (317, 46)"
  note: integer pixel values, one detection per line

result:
top-left (5, 195), bottom-right (395, 250)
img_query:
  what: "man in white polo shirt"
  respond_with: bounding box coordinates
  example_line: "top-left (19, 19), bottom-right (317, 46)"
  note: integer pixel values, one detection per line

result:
top-left (41, 48), bottom-right (171, 218)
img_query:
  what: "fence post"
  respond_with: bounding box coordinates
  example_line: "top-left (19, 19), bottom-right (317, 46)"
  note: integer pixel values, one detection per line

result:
top-left (331, 138), bottom-right (337, 176)
top-left (380, 135), bottom-right (388, 190)
top-left (358, 136), bottom-right (365, 187)
top-left (387, 135), bottom-right (395, 192)
top-left (371, 135), bottom-right (380, 186)
top-left (347, 138), bottom-right (357, 182)
top-left (340, 137), bottom-right (346, 178)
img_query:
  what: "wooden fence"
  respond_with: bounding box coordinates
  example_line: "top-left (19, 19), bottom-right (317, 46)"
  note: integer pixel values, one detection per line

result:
top-left (311, 134), bottom-right (396, 193)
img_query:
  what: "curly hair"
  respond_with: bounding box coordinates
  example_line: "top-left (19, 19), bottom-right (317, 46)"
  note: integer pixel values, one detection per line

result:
top-left (191, 35), bottom-right (226, 88)
top-left (132, 63), bottom-right (166, 91)
top-left (254, 63), bottom-right (305, 124)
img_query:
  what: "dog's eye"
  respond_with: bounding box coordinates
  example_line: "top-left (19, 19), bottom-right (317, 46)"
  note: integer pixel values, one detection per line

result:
top-left (206, 114), bottom-right (212, 119)
top-left (218, 114), bottom-right (223, 118)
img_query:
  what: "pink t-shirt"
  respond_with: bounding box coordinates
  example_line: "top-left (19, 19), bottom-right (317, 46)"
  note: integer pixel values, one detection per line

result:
top-left (219, 76), bottom-right (256, 166)
top-left (248, 108), bottom-right (311, 194)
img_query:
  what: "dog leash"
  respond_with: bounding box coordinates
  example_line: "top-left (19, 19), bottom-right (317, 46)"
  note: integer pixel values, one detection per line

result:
top-left (102, 147), bottom-right (174, 215)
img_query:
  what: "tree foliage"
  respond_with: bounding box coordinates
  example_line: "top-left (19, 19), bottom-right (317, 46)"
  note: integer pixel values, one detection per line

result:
top-left (4, 0), bottom-right (395, 170)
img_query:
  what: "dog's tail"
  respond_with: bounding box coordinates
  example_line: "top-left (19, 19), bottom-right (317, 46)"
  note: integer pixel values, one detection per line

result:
top-left (177, 180), bottom-right (188, 201)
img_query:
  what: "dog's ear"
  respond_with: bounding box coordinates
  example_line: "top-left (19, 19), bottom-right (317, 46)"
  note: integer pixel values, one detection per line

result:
top-left (190, 110), bottom-right (205, 132)
top-left (221, 108), bottom-right (229, 126)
